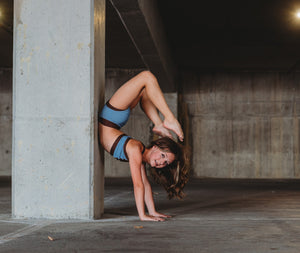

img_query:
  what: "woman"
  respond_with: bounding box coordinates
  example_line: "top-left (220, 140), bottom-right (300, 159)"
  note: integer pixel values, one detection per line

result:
top-left (99, 71), bottom-right (189, 222)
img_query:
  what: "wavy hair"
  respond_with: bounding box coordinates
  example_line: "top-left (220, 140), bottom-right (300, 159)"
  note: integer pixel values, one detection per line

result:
top-left (148, 137), bottom-right (190, 199)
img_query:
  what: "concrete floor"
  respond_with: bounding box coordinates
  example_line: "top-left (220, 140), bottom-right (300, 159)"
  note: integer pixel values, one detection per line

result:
top-left (1, 178), bottom-right (300, 252)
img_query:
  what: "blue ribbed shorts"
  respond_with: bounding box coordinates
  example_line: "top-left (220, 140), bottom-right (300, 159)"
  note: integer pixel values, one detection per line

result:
top-left (99, 101), bottom-right (130, 129)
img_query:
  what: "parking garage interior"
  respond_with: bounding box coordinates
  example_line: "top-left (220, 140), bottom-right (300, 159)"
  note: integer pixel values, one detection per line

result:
top-left (1, 0), bottom-right (300, 252)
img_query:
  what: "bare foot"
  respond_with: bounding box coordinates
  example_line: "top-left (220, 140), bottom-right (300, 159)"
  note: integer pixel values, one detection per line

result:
top-left (153, 124), bottom-right (173, 139)
top-left (163, 119), bottom-right (184, 142)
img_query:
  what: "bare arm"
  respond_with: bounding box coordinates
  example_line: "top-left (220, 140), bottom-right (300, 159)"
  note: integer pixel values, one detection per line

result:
top-left (141, 164), bottom-right (171, 218)
top-left (140, 163), bottom-right (156, 214)
top-left (128, 145), bottom-right (164, 222)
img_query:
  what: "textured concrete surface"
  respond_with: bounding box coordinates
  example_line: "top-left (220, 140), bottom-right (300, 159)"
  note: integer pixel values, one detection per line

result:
top-left (109, 0), bottom-right (178, 92)
top-left (0, 68), bottom-right (12, 177)
top-left (13, 0), bottom-right (105, 219)
top-left (1, 178), bottom-right (300, 252)
top-left (182, 71), bottom-right (300, 179)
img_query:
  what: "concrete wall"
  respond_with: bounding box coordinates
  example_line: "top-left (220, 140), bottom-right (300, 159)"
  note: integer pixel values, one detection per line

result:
top-left (104, 68), bottom-right (177, 177)
top-left (182, 71), bottom-right (300, 179)
top-left (0, 68), bottom-right (12, 177)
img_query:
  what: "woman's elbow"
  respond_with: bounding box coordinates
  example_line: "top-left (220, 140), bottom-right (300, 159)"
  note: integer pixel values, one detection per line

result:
top-left (133, 181), bottom-right (144, 190)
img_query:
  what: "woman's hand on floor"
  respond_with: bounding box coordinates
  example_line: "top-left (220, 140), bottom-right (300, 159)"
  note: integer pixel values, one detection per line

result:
top-left (149, 211), bottom-right (172, 218)
top-left (140, 214), bottom-right (165, 222)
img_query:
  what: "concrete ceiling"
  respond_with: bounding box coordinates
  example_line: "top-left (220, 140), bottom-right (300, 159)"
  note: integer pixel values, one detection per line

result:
top-left (106, 0), bottom-right (144, 69)
top-left (107, 0), bottom-right (300, 72)
top-left (107, 0), bottom-right (178, 91)
top-left (157, 0), bottom-right (300, 71)
top-left (2, 0), bottom-right (300, 72)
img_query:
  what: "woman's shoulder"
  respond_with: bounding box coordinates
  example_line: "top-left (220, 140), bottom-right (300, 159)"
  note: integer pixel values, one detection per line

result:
top-left (128, 139), bottom-right (145, 153)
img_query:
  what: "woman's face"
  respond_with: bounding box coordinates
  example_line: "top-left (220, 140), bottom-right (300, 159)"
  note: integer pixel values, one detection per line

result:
top-left (149, 146), bottom-right (175, 168)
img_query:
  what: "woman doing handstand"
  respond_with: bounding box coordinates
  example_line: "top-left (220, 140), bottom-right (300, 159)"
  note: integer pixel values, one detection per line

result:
top-left (99, 71), bottom-right (189, 222)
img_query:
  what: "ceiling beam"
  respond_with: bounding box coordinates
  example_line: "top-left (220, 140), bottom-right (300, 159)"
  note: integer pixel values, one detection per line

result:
top-left (109, 0), bottom-right (177, 92)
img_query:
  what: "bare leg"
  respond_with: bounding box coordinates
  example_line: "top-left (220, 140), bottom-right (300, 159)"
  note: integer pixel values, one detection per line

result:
top-left (109, 71), bottom-right (184, 141)
top-left (139, 90), bottom-right (172, 138)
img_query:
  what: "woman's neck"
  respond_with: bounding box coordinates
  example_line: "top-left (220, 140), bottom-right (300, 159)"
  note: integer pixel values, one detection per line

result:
top-left (142, 148), bottom-right (151, 164)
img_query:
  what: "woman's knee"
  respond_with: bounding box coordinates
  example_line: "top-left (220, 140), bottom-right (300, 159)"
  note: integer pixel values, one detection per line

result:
top-left (139, 70), bottom-right (157, 83)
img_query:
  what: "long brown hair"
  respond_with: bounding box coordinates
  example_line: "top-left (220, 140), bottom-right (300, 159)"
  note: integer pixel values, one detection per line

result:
top-left (148, 137), bottom-right (190, 199)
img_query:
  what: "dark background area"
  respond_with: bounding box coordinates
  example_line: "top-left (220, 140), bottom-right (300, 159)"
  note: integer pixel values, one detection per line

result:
top-left (2, 0), bottom-right (300, 71)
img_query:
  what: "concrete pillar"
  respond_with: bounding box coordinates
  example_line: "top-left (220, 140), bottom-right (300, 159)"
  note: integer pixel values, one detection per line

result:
top-left (12, 0), bottom-right (105, 219)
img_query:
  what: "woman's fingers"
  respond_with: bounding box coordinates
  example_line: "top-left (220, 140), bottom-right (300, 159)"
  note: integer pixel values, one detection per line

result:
top-left (140, 215), bottom-right (165, 222)
top-left (154, 217), bottom-right (165, 221)
top-left (160, 214), bottom-right (172, 218)
top-left (150, 212), bottom-right (172, 218)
